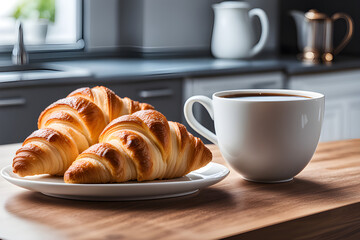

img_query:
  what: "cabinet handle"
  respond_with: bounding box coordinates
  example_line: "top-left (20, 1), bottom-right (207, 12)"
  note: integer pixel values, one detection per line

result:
top-left (252, 81), bottom-right (278, 89)
top-left (138, 89), bottom-right (174, 98)
top-left (0, 98), bottom-right (26, 107)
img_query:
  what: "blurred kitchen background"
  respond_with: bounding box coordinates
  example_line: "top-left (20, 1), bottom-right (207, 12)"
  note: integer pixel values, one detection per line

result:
top-left (0, 0), bottom-right (359, 144)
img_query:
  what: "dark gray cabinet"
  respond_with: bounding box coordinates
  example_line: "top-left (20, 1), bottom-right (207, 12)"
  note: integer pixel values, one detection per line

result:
top-left (105, 79), bottom-right (182, 122)
top-left (0, 83), bottom-right (89, 144)
top-left (0, 79), bottom-right (182, 144)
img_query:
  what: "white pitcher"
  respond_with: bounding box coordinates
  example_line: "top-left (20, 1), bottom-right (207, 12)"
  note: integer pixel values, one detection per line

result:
top-left (211, 1), bottom-right (269, 59)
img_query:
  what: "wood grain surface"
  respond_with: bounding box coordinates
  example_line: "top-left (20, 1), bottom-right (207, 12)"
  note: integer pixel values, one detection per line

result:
top-left (1, 140), bottom-right (360, 240)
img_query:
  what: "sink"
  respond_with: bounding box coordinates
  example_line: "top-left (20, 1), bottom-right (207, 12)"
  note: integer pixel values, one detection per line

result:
top-left (0, 65), bottom-right (60, 77)
top-left (0, 63), bottom-right (92, 84)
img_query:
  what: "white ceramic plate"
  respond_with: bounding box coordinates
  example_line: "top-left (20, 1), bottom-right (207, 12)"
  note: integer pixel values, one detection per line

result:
top-left (1, 162), bottom-right (229, 201)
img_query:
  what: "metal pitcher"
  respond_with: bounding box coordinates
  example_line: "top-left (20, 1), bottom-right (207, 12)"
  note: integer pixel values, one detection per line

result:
top-left (290, 9), bottom-right (353, 63)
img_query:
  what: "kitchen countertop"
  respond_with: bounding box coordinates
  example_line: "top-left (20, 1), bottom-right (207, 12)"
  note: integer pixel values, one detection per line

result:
top-left (52, 56), bottom-right (360, 80)
top-left (51, 57), bottom-right (284, 81)
top-left (1, 55), bottom-right (360, 88)
top-left (1, 139), bottom-right (360, 239)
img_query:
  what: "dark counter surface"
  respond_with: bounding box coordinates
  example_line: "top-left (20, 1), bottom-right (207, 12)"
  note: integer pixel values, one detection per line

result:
top-left (1, 55), bottom-right (360, 88)
top-left (282, 56), bottom-right (360, 75)
top-left (51, 57), bottom-right (284, 81)
top-left (52, 55), bottom-right (360, 80)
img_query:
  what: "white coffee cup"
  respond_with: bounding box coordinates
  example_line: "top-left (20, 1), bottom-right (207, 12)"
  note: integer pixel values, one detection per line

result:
top-left (184, 89), bottom-right (324, 183)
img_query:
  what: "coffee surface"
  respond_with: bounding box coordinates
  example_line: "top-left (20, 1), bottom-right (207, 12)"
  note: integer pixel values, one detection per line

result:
top-left (220, 93), bottom-right (310, 101)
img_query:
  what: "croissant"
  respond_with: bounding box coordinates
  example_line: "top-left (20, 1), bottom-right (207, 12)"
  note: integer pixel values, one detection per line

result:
top-left (13, 86), bottom-right (153, 177)
top-left (64, 110), bottom-right (212, 184)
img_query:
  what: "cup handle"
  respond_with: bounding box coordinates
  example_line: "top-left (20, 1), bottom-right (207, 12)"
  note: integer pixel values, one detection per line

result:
top-left (249, 8), bottom-right (269, 57)
top-left (184, 96), bottom-right (218, 145)
top-left (332, 13), bottom-right (354, 55)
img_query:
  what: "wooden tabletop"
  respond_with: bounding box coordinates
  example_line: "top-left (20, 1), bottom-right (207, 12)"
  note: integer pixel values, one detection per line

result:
top-left (1, 140), bottom-right (360, 240)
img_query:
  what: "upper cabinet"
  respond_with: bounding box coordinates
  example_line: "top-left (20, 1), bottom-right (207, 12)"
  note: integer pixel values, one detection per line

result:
top-left (288, 69), bottom-right (360, 142)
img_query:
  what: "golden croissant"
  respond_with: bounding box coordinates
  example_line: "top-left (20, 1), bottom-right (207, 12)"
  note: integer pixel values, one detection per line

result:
top-left (13, 86), bottom-right (153, 177)
top-left (64, 110), bottom-right (212, 183)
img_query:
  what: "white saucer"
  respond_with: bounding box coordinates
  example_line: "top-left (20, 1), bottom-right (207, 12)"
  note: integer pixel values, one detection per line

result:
top-left (1, 163), bottom-right (229, 201)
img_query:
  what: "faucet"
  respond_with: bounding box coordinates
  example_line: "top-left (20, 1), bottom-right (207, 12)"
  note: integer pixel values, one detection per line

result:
top-left (12, 21), bottom-right (28, 65)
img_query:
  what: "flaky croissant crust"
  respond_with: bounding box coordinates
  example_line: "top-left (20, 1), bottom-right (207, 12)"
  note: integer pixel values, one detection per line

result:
top-left (13, 86), bottom-right (154, 177)
top-left (64, 110), bottom-right (212, 183)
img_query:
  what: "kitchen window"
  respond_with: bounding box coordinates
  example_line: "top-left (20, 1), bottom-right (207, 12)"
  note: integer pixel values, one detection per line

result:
top-left (0, 0), bottom-right (83, 52)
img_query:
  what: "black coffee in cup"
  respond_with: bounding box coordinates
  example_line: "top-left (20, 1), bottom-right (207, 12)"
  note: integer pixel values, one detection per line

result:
top-left (220, 93), bottom-right (311, 101)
